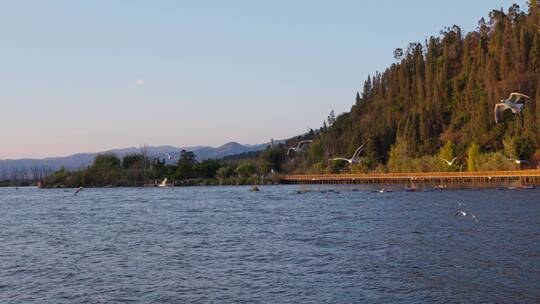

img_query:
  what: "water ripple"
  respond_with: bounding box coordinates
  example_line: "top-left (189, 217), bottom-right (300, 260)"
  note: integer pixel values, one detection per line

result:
top-left (0, 186), bottom-right (539, 303)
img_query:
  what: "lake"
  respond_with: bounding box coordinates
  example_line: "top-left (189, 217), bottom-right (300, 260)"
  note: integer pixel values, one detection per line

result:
top-left (1, 186), bottom-right (539, 303)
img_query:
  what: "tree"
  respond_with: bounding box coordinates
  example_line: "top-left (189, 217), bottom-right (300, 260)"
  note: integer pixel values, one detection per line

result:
top-left (122, 153), bottom-right (146, 169)
top-left (327, 110), bottom-right (336, 126)
top-left (176, 150), bottom-right (197, 180)
top-left (177, 150), bottom-right (196, 165)
top-left (393, 48), bottom-right (404, 60)
top-left (261, 145), bottom-right (285, 171)
top-left (193, 159), bottom-right (221, 179)
top-left (387, 137), bottom-right (412, 172)
top-left (92, 154), bottom-right (121, 169)
top-left (467, 143), bottom-right (480, 171)
top-left (235, 163), bottom-right (257, 178)
top-left (438, 140), bottom-right (456, 161)
top-left (216, 166), bottom-right (235, 180)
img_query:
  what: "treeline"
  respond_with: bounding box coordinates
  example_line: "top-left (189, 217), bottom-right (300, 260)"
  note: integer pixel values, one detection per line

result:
top-left (42, 147), bottom-right (287, 188)
top-left (285, 3), bottom-right (540, 174)
top-left (0, 166), bottom-right (53, 187)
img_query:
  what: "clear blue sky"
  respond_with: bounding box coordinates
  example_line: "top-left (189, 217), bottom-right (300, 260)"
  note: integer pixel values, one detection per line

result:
top-left (0, 0), bottom-right (527, 159)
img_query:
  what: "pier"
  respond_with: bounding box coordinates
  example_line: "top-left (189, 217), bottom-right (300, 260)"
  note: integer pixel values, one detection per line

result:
top-left (280, 170), bottom-right (540, 187)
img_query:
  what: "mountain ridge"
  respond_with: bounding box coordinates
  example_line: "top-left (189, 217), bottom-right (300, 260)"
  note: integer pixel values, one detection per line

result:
top-left (0, 141), bottom-right (274, 179)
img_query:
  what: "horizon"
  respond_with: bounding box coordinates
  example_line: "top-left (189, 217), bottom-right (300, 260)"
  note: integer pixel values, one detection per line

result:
top-left (0, 0), bottom-right (526, 159)
top-left (0, 139), bottom-right (272, 161)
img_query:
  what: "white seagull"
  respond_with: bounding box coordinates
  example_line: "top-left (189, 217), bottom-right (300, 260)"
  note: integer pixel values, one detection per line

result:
top-left (507, 159), bottom-right (528, 165)
top-left (158, 177), bottom-right (168, 188)
top-left (454, 209), bottom-right (478, 223)
top-left (74, 187), bottom-right (83, 196)
top-left (440, 157), bottom-right (457, 166)
top-left (331, 143), bottom-right (366, 164)
top-left (494, 92), bottom-right (530, 123)
top-left (287, 140), bottom-right (313, 156)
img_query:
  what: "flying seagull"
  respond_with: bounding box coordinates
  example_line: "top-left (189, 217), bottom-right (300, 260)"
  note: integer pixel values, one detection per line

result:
top-left (507, 159), bottom-right (528, 165)
top-left (74, 187), bottom-right (83, 196)
top-left (494, 92), bottom-right (530, 123)
top-left (159, 177), bottom-right (168, 188)
top-left (440, 157), bottom-right (457, 166)
top-left (331, 143), bottom-right (366, 164)
top-left (287, 140), bottom-right (313, 156)
top-left (454, 209), bottom-right (478, 223)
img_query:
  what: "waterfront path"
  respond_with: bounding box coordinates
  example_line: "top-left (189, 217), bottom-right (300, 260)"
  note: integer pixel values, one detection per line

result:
top-left (280, 170), bottom-right (540, 186)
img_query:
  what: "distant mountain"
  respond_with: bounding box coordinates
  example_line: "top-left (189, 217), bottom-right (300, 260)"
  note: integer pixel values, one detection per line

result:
top-left (0, 141), bottom-right (272, 180)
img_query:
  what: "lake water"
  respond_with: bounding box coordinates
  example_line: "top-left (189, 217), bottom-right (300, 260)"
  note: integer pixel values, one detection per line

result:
top-left (1, 186), bottom-right (539, 303)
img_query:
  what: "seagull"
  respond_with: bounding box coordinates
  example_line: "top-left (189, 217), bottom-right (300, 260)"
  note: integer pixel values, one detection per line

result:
top-left (287, 140), bottom-right (313, 156)
top-left (74, 187), bottom-right (83, 196)
top-left (507, 159), bottom-right (528, 165)
top-left (454, 208), bottom-right (478, 223)
top-left (494, 92), bottom-right (530, 123)
top-left (331, 143), bottom-right (366, 164)
top-left (440, 157), bottom-right (457, 166)
top-left (158, 177), bottom-right (168, 188)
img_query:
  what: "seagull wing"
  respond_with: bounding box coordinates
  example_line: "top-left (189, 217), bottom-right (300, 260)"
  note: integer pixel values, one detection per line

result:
top-left (287, 147), bottom-right (296, 156)
top-left (298, 140), bottom-right (312, 150)
top-left (454, 209), bottom-right (465, 217)
top-left (331, 158), bottom-right (352, 163)
top-left (494, 103), bottom-right (509, 123)
top-left (468, 213), bottom-right (479, 223)
top-left (352, 143), bottom-right (367, 159)
top-left (509, 92), bottom-right (530, 103)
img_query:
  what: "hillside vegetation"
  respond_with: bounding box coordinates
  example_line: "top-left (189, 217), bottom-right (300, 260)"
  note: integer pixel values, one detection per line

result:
top-left (286, 2), bottom-right (540, 174)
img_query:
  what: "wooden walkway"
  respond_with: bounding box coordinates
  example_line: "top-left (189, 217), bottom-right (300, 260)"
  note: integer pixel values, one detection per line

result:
top-left (280, 170), bottom-right (540, 186)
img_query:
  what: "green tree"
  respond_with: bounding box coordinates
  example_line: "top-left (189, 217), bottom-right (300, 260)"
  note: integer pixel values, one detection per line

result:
top-left (176, 150), bottom-right (197, 179)
top-left (92, 154), bottom-right (121, 169)
top-left (122, 153), bottom-right (146, 169)
top-left (387, 137), bottom-right (412, 172)
top-left (327, 110), bottom-right (336, 126)
top-left (261, 145), bottom-right (285, 171)
top-left (467, 143), bottom-right (480, 171)
top-left (235, 163), bottom-right (257, 178)
top-left (438, 140), bottom-right (456, 161)
top-left (216, 166), bottom-right (235, 180)
top-left (193, 159), bottom-right (221, 179)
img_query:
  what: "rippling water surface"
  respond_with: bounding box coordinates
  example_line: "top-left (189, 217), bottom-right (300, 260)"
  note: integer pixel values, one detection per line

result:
top-left (1, 186), bottom-right (539, 303)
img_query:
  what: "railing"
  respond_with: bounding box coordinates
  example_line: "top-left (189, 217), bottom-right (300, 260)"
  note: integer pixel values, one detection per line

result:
top-left (280, 169), bottom-right (540, 182)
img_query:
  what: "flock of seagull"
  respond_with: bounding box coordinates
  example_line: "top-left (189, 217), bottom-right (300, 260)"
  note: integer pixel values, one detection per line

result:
top-left (68, 91), bottom-right (529, 228)
top-left (287, 92), bottom-right (533, 167)
top-left (282, 91), bottom-right (531, 225)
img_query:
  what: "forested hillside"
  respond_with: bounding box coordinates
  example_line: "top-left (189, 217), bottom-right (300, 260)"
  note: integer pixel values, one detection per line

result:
top-left (289, 2), bottom-right (540, 173)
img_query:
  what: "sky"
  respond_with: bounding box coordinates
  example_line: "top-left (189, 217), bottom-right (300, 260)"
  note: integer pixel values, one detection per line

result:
top-left (0, 0), bottom-right (528, 159)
